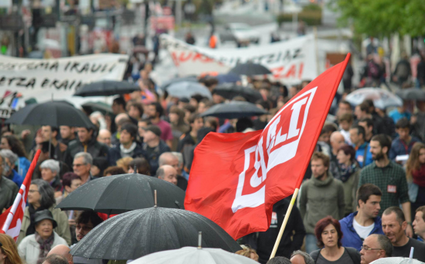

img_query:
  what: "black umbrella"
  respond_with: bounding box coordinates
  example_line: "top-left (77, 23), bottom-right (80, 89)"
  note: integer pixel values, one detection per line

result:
top-left (70, 207), bottom-right (241, 260)
top-left (81, 101), bottom-right (113, 115)
top-left (5, 101), bottom-right (94, 128)
top-left (229, 63), bottom-right (272, 76)
top-left (201, 101), bottom-right (268, 119)
top-left (396, 88), bottom-right (425, 101)
top-left (56, 173), bottom-right (185, 214)
top-left (74, 80), bottom-right (140, 97)
top-left (213, 84), bottom-right (263, 103)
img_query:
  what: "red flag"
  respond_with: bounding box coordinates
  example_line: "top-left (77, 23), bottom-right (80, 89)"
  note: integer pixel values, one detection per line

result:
top-left (0, 149), bottom-right (41, 240)
top-left (185, 55), bottom-right (351, 239)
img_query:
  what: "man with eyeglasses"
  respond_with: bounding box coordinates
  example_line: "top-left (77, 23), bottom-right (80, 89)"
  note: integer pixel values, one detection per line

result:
top-left (0, 154), bottom-right (18, 212)
top-left (340, 184), bottom-right (384, 251)
top-left (72, 153), bottom-right (93, 185)
top-left (382, 206), bottom-right (425, 261)
top-left (360, 234), bottom-right (392, 264)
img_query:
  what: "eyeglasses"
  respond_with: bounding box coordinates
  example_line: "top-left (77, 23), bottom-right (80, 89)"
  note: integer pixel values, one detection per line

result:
top-left (76, 225), bottom-right (94, 232)
top-left (28, 190), bottom-right (39, 193)
top-left (361, 246), bottom-right (382, 251)
top-left (73, 163), bottom-right (86, 167)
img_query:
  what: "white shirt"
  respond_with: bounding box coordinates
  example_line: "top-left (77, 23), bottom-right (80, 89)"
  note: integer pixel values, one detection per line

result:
top-left (353, 218), bottom-right (375, 239)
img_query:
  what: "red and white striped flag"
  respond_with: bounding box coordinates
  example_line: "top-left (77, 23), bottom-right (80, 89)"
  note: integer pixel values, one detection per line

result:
top-left (0, 149), bottom-right (41, 240)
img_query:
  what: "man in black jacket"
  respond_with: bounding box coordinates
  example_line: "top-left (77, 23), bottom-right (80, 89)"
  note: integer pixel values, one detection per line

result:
top-left (108, 123), bottom-right (146, 166)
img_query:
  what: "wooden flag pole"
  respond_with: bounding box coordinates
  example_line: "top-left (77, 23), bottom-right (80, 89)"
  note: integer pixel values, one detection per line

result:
top-left (269, 188), bottom-right (300, 260)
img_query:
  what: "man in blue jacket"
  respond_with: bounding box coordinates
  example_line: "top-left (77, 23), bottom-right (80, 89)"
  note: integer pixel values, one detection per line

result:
top-left (340, 183), bottom-right (384, 251)
top-left (350, 125), bottom-right (373, 168)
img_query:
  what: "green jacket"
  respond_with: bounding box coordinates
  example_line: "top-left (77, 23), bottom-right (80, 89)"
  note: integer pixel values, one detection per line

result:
top-left (16, 205), bottom-right (71, 246)
top-left (0, 176), bottom-right (18, 212)
top-left (299, 174), bottom-right (345, 234)
top-left (342, 169), bottom-right (360, 215)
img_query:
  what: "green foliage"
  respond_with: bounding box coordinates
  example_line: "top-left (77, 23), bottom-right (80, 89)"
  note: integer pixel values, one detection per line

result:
top-left (276, 4), bottom-right (322, 27)
top-left (330, 0), bottom-right (425, 37)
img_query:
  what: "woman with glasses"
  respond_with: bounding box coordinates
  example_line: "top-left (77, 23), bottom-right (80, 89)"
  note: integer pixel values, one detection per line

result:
top-left (16, 179), bottom-right (71, 246)
top-left (0, 233), bottom-right (23, 264)
top-left (310, 217), bottom-right (360, 264)
top-left (18, 210), bottom-right (67, 264)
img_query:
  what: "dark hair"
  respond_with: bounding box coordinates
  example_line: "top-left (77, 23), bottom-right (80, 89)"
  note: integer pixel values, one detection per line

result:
top-left (383, 206), bottom-right (405, 224)
top-left (339, 100), bottom-right (352, 109)
top-left (190, 94), bottom-right (205, 103)
top-left (255, 99), bottom-right (271, 111)
top-left (359, 118), bottom-right (374, 129)
top-left (351, 125), bottom-right (366, 139)
top-left (338, 144), bottom-right (356, 161)
top-left (121, 123), bottom-right (138, 140)
top-left (126, 101), bottom-right (144, 117)
top-left (129, 157), bottom-right (151, 175)
top-left (358, 102), bottom-right (370, 113)
top-left (31, 179), bottom-right (55, 208)
top-left (315, 216), bottom-right (343, 248)
top-left (149, 102), bottom-right (164, 117)
top-left (266, 256), bottom-right (291, 264)
top-left (103, 166), bottom-right (126, 176)
top-left (43, 254), bottom-right (68, 264)
top-left (338, 113), bottom-right (353, 123)
top-left (322, 123), bottom-right (338, 134)
top-left (236, 117), bottom-right (254, 132)
top-left (311, 152), bottom-right (330, 168)
top-left (204, 117), bottom-right (218, 131)
top-left (199, 98), bottom-right (213, 108)
top-left (357, 184), bottom-right (382, 206)
top-left (188, 113), bottom-right (202, 124)
top-left (62, 172), bottom-right (81, 187)
top-left (396, 117), bottom-right (410, 130)
top-left (416, 206), bottom-right (425, 221)
top-left (184, 104), bottom-right (197, 114)
top-left (139, 118), bottom-right (152, 126)
top-left (76, 210), bottom-right (103, 227)
top-left (113, 97), bottom-right (126, 108)
top-left (375, 234), bottom-right (393, 257)
top-left (371, 134), bottom-right (392, 153)
top-left (363, 99), bottom-right (375, 109)
top-left (2, 135), bottom-right (27, 158)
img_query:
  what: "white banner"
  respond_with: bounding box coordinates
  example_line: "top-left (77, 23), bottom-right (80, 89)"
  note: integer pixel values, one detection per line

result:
top-left (0, 54), bottom-right (128, 118)
top-left (160, 34), bottom-right (317, 84)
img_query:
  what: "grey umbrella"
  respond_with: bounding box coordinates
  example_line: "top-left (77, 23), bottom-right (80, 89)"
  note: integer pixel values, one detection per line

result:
top-left (70, 207), bottom-right (241, 260)
top-left (229, 63), bottom-right (272, 76)
top-left (201, 101), bottom-right (268, 119)
top-left (396, 88), bottom-right (425, 101)
top-left (167, 81), bottom-right (212, 99)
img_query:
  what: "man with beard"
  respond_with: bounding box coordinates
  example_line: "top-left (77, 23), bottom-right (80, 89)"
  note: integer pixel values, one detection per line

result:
top-left (382, 207), bottom-right (425, 261)
top-left (146, 102), bottom-right (173, 148)
top-left (340, 184), bottom-right (384, 251)
top-left (299, 152), bottom-right (345, 253)
top-left (359, 134), bottom-right (413, 237)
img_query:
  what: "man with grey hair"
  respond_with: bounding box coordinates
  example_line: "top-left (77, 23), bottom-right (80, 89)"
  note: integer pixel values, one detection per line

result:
top-left (0, 154), bottom-right (19, 212)
top-left (360, 234), bottom-right (392, 264)
top-left (72, 152), bottom-right (93, 185)
top-left (171, 152), bottom-right (190, 180)
top-left (159, 152), bottom-right (188, 190)
top-left (290, 250), bottom-right (314, 264)
top-left (156, 165), bottom-right (177, 185)
top-left (0, 149), bottom-right (23, 186)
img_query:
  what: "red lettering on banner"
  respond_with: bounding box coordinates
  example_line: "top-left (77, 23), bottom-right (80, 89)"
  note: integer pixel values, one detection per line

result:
top-left (178, 52), bottom-right (192, 62)
top-left (298, 63), bottom-right (304, 79)
top-left (171, 52), bottom-right (180, 66)
top-left (285, 65), bottom-right (296, 78)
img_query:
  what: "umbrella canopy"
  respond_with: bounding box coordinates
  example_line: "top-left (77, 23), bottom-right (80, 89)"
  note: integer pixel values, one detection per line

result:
top-left (370, 257), bottom-right (423, 264)
top-left (213, 84), bottom-right (262, 103)
top-left (132, 247), bottom-right (258, 264)
top-left (201, 101), bottom-right (268, 119)
top-left (160, 76), bottom-right (199, 91)
top-left (5, 101), bottom-right (94, 128)
top-left (229, 63), bottom-right (272, 76)
top-left (70, 207), bottom-right (241, 260)
top-left (345, 88), bottom-right (403, 109)
top-left (74, 80), bottom-right (140, 97)
top-left (216, 73), bottom-right (241, 84)
top-left (56, 173), bottom-right (185, 214)
top-left (81, 101), bottom-right (113, 115)
top-left (167, 81), bottom-right (212, 99)
top-left (396, 88), bottom-right (425, 101)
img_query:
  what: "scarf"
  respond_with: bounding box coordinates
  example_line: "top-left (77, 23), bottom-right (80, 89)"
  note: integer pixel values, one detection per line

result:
top-left (35, 231), bottom-right (54, 264)
top-left (337, 162), bottom-right (358, 183)
top-left (26, 204), bottom-right (47, 236)
top-left (120, 142), bottom-right (137, 154)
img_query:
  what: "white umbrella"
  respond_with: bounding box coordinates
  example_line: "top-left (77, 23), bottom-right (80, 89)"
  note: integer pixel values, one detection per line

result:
top-left (345, 88), bottom-right (403, 109)
top-left (132, 247), bottom-right (258, 264)
top-left (371, 257), bottom-right (424, 264)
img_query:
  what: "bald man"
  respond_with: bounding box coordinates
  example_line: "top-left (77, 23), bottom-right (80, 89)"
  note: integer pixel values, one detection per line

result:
top-left (159, 152), bottom-right (188, 190)
top-left (156, 165), bottom-right (178, 185)
top-left (330, 131), bottom-right (346, 157)
top-left (48, 245), bottom-right (73, 264)
top-left (97, 129), bottom-right (112, 147)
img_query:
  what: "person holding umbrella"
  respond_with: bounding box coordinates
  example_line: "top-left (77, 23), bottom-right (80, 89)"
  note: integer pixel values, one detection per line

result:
top-left (18, 210), bottom-right (68, 264)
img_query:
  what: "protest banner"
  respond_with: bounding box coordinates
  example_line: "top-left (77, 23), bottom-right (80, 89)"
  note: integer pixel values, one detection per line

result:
top-left (0, 53), bottom-right (128, 118)
top-left (160, 34), bottom-right (317, 83)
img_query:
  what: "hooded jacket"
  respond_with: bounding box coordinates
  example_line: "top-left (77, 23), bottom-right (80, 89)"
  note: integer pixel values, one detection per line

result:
top-left (339, 211), bottom-right (384, 251)
top-left (299, 174), bottom-right (345, 234)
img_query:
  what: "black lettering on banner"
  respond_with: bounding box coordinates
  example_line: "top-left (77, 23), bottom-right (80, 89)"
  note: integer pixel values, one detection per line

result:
top-left (0, 76), bottom-right (5, 86)
top-left (16, 78), bottom-right (27, 87)
top-left (79, 63), bottom-right (89, 73)
top-left (91, 64), bottom-right (102, 73)
top-left (70, 62), bottom-right (80, 72)
top-left (68, 80), bottom-right (76, 90)
top-left (64, 62), bottom-right (71, 71)
top-left (51, 80), bottom-right (60, 89)
top-left (57, 80), bottom-right (69, 89)
top-left (74, 81), bottom-right (83, 90)
top-left (8, 78), bottom-right (16, 85)
top-left (49, 62), bottom-right (59, 71)
top-left (108, 64), bottom-right (116, 73)
top-left (27, 63), bottom-right (35, 70)
top-left (293, 48), bottom-right (302, 59)
top-left (282, 50), bottom-right (292, 63)
top-left (26, 78), bottom-right (36, 88)
top-left (100, 64), bottom-right (108, 73)
top-left (41, 78), bottom-right (50, 87)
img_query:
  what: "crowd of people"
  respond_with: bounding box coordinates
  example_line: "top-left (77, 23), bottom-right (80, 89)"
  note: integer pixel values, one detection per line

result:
top-left (1, 44), bottom-right (425, 264)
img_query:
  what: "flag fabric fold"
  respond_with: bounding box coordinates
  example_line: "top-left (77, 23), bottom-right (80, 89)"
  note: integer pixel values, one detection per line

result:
top-left (0, 149), bottom-right (41, 240)
top-left (185, 55), bottom-right (351, 239)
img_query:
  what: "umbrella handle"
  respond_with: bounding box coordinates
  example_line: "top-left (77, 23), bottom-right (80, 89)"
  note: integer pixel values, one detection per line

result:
top-left (198, 231), bottom-right (202, 249)
top-left (154, 190), bottom-right (157, 208)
